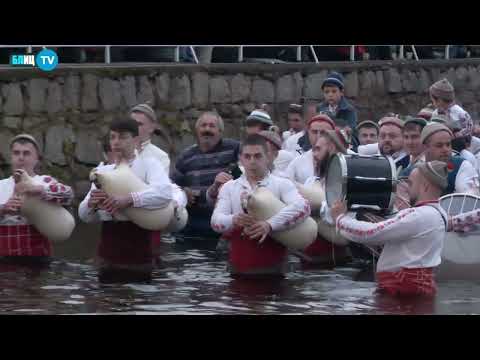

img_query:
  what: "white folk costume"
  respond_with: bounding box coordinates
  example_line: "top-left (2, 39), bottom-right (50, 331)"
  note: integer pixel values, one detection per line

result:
top-left (137, 139), bottom-right (170, 176)
top-left (79, 155), bottom-right (173, 272)
top-left (211, 173), bottom-right (310, 275)
top-left (272, 149), bottom-right (294, 178)
top-left (284, 149), bottom-right (314, 184)
top-left (336, 201), bottom-right (447, 296)
top-left (0, 175), bottom-right (73, 257)
top-left (450, 208), bottom-right (480, 233)
top-left (282, 130), bottom-right (304, 156)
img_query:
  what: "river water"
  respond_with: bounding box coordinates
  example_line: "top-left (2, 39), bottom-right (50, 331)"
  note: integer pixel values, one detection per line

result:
top-left (1, 221), bottom-right (480, 315)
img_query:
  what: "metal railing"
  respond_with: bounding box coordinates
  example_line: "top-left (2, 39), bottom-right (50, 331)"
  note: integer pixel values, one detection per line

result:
top-left (0, 45), bottom-right (468, 64)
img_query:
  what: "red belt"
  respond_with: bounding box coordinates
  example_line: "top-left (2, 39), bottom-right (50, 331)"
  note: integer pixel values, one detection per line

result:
top-left (376, 267), bottom-right (436, 297)
top-left (0, 225), bottom-right (52, 257)
top-left (223, 227), bottom-right (287, 273)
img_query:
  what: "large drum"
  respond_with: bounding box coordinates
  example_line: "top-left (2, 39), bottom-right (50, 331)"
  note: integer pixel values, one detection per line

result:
top-left (326, 154), bottom-right (397, 214)
top-left (440, 193), bottom-right (480, 265)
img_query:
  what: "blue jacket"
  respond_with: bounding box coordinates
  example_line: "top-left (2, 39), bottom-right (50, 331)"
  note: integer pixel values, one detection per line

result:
top-left (317, 96), bottom-right (358, 131)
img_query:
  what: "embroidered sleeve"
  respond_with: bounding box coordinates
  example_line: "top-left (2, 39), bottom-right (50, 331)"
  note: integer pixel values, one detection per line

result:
top-left (336, 208), bottom-right (418, 245)
top-left (210, 182), bottom-right (234, 233)
top-left (78, 182), bottom-right (102, 223)
top-left (41, 177), bottom-right (74, 206)
top-left (266, 180), bottom-right (311, 232)
top-left (451, 209), bottom-right (480, 233)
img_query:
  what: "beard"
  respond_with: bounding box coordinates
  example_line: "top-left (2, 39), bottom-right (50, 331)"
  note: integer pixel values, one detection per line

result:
top-left (315, 154), bottom-right (330, 179)
top-left (380, 143), bottom-right (395, 156)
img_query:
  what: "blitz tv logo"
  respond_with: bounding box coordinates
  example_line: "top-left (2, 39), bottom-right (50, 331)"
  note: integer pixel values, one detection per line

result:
top-left (10, 48), bottom-right (59, 71)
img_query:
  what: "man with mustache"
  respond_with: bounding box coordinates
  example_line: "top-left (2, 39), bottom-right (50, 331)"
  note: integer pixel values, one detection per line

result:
top-left (172, 112), bottom-right (240, 239)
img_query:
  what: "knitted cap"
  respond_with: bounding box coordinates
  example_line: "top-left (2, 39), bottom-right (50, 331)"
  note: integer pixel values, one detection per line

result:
top-left (324, 128), bottom-right (351, 154)
top-left (421, 123), bottom-right (453, 144)
top-left (417, 160), bottom-right (449, 190)
top-left (378, 116), bottom-right (405, 130)
top-left (356, 120), bottom-right (379, 132)
top-left (404, 117), bottom-right (428, 129)
top-left (321, 72), bottom-right (345, 90)
top-left (130, 102), bottom-right (157, 122)
top-left (246, 110), bottom-right (273, 126)
top-left (307, 113), bottom-right (336, 130)
top-left (10, 133), bottom-right (41, 154)
top-left (288, 103), bottom-right (303, 115)
top-left (258, 129), bottom-right (282, 150)
top-left (429, 78), bottom-right (455, 102)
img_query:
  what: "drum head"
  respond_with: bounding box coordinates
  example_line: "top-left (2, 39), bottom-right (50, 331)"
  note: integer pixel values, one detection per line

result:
top-left (440, 193), bottom-right (480, 265)
top-left (326, 153), bottom-right (346, 207)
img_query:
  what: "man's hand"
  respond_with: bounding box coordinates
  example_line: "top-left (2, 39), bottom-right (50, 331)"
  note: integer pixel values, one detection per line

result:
top-left (232, 213), bottom-right (256, 228)
top-left (208, 172), bottom-right (233, 199)
top-left (214, 172), bottom-right (233, 187)
top-left (0, 196), bottom-right (24, 215)
top-left (330, 200), bottom-right (347, 222)
top-left (88, 189), bottom-right (108, 209)
top-left (184, 187), bottom-right (199, 206)
top-left (244, 221), bottom-right (272, 243)
top-left (100, 194), bottom-right (133, 214)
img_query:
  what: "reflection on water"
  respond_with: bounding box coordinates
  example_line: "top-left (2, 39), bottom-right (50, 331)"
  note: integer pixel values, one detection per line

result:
top-left (0, 222), bottom-right (479, 315)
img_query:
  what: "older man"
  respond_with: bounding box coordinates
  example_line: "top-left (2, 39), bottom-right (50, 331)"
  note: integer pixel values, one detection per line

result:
top-left (172, 112), bottom-right (240, 239)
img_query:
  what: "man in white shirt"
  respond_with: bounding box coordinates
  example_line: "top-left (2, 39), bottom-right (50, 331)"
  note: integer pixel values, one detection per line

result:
top-left (331, 161), bottom-right (449, 297)
top-left (284, 113), bottom-right (336, 184)
top-left (257, 130), bottom-right (294, 178)
top-left (78, 117), bottom-right (176, 283)
top-left (211, 134), bottom-right (311, 277)
top-left (130, 102), bottom-right (170, 175)
top-left (281, 103), bottom-right (304, 143)
top-left (0, 134), bottom-right (74, 265)
top-left (282, 102), bottom-right (318, 155)
top-left (301, 129), bottom-right (352, 267)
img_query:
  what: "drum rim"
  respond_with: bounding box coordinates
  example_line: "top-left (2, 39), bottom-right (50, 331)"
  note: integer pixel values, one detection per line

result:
top-left (386, 155), bottom-right (398, 212)
top-left (325, 153), bottom-right (348, 207)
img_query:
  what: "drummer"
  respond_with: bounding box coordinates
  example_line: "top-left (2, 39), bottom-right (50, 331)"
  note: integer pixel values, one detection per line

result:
top-left (331, 161), bottom-right (450, 297)
top-left (284, 113), bottom-right (336, 184)
top-left (78, 117), bottom-right (177, 283)
top-left (300, 129), bottom-right (353, 267)
top-left (0, 134), bottom-right (74, 265)
top-left (210, 134), bottom-right (311, 278)
top-left (400, 123), bottom-right (479, 196)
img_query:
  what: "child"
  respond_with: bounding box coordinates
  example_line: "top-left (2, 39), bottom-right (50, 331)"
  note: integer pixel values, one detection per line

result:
top-left (317, 72), bottom-right (358, 131)
top-left (429, 78), bottom-right (473, 138)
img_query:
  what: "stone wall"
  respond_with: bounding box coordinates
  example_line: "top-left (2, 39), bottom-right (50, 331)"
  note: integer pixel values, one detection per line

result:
top-left (1, 59), bottom-right (480, 202)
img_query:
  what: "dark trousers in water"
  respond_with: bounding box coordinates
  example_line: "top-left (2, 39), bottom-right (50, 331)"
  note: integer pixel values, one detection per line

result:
top-left (97, 221), bottom-right (154, 284)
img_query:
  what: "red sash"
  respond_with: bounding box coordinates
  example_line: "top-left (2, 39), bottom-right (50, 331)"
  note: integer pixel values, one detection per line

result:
top-left (0, 225), bottom-right (51, 257)
top-left (98, 221), bottom-right (154, 266)
top-left (223, 228), bottom-right (287, 273)
top-left (302, 235), bottom-right (349, 266)
top-left (376, 267), bottom-right (436, 297)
